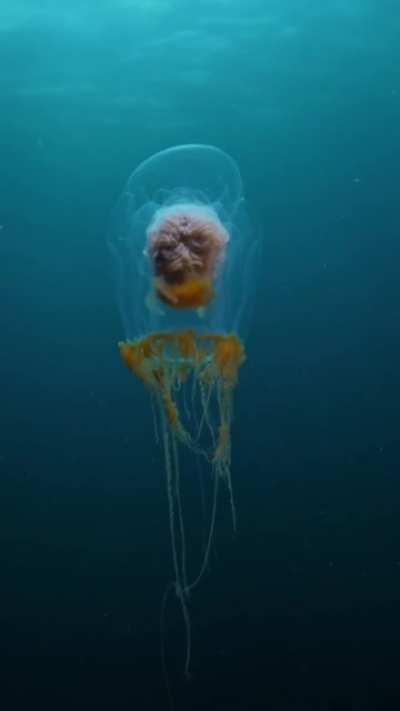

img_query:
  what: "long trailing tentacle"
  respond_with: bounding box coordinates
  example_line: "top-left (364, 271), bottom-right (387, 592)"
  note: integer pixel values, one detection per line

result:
top-left (184, 462), bottom-right (219, 595)
top-left (216, 381), bottom-right (236, 533)
top-left (161, 404), bottom-right (192, 679)
top-left (160, 582), bottom-right (175, 711)
top-left (172, 434), bottom-right (188, 593)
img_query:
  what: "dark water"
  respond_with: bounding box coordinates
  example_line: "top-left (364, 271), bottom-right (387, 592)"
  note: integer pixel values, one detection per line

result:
top-left (1, 1), bottom-right (400, 709)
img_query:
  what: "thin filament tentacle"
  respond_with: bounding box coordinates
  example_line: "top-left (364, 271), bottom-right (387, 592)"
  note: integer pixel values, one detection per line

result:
top-left (161, 405), bottom-right (192, 678)
top-left (172, 434), bottom-right (188, 593)
top-left (185, 463), bottom-right (219, 595)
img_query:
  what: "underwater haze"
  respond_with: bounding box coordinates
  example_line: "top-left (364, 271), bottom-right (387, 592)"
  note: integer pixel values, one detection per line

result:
top-left (1, 0), bottom-right (400, 709)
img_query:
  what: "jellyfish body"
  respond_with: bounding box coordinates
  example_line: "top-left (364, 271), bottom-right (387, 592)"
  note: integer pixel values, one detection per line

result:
top-left (110, 144), bottom-right (257, 677)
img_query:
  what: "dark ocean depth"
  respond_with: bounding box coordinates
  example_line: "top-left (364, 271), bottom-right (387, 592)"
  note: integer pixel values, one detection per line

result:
top-left (1, 1), bottom-right (400, 709)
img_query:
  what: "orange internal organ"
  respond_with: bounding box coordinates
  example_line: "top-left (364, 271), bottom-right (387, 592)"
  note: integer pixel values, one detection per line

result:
top-left (155, 276), bottom-right (214, 309)
top-left (119, 332), bottom-right (245, 458)
top-left (213, 334), bottom-right (245, 383)
top-left (214, 422), bottom-right (231, 462)
top-left (119, 332), bottom-right (245, 385)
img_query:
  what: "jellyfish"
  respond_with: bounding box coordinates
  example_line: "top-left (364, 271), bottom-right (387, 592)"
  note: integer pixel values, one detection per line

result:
top-left (109, 144), bottom-right (257, 678)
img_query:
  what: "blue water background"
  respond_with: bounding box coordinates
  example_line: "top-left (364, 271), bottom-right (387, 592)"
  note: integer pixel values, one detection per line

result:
top-left (1, 1), bottom-right (400, 708)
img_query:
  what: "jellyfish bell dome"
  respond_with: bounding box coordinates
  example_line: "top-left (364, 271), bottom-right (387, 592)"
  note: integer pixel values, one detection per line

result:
top-left (109, 144), bottom-right (255, 340)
